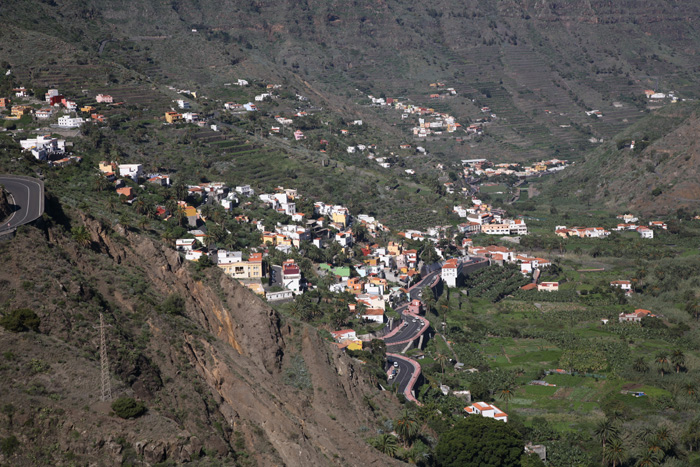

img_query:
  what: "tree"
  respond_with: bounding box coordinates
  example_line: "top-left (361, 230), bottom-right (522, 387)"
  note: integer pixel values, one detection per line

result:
top-left (594, 418), bottom-right (619, 452)
top-left (498, 381), bottom-right (517, 411)
top-left (435, 352), bottom-right (448, 375)
top-left (604, 437), bottom-right (626, 467)
top-left (93, 175), bottom-right (110, 192)
top-left (655, 352), bottom-right (669, 377)
top-left (633, 357), bottom-right (649, 373)
top-left (685, 299), bottom-right (700, 321)
top-left (422, 286), bottom-right (435, 315)
top-left (635, 451), bottom-right (660, 467)
top-left (394, 410), bottom-right (419, 447)
top-left (373, 433), bottom-right (399, 457)
top-left (351, 222), bottom-right (368, 244)
top-left (670, 349), bottom-right (685, 373)
top-left (0, 308), bottom-right (40, 333)
top-left (434, 416), bottom-right (523, 467)
top-left (71, 225), bottom-right (91, 247)
top-left (111, 397), bottom-right (147, 419)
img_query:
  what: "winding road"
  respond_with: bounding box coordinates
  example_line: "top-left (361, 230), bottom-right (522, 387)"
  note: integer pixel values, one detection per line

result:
top-left (379, 270), bottom-right (441, 404)
top-left (0, 175), bottom-right (44, 233)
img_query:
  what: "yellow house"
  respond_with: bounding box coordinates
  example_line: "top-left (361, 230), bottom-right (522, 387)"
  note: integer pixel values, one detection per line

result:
top-left (11, 105), bottom-right (32, 118)
top-left (534, 164), bottom-right (547, 172)
top-left (80, 106), bottom-right (95, 113)
top-left (263, 232), bottom-right (276, 245)
top-left (98, 161), bottom-right (115, 174)
top-left (275, 234), bottom-right (292, 247)
top-left (218, 253), bottom-right (264, 279)
top-left (347, 340), bottom-right (363, 351)
top-left (165, 111), bottom-right (182, 123)
top-left (388, 241), bottom-right (402, 256)
top-left (331, 211), bottom-right (348, 227)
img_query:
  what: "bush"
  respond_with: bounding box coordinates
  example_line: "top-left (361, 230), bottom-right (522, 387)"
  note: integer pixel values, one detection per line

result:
top-left (0, 435), bottom-right (19, 456)
top-left (111, 397), bottom-right (147, 419)
top-left (0, 308), bottom-right (40, 332)
top-left (160, 294), bottom-right (185, 315)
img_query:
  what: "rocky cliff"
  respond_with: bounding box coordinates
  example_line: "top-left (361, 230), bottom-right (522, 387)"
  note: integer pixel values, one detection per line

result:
top-left (0, 213), bottom-right (402, 465)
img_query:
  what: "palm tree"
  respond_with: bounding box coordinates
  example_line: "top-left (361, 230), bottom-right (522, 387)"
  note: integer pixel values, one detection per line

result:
top-left (394, 410), bottom-right (419, 448)
top-left (654, 426), bottom-right (673, 452)
top-left (134, 199), bottom-right (147, 215)
top-left (684, 382), bottom-right (697, 399)
top-left (594, 418), bottom-right (620, 451)
top-left (655, 352), bottom-right (669, 377)
top-left (604, 437), bottom-right (626, 467)
top-left (683, 419), bottom-right (700, 452)
top-left (670, 349), bottom-right (685, 373)
top-left (435, 352), bottom-right (448, 375)
top-left (374, 433), bottom-right (398, 457)
top-left (498, 381), bottom-right (517, 412)
top-left (421, 286), bottom-right (435, 314)
top-left (71, 225), bottom-right (91, 247)
top-left (633, 357), bottom-right (649, 373)
top-left (93, 175), bottom-right (110, 192)
top-left (685, 299), bottom-right (700, 321)
top-left (635, 451), bottom-right (660, 467)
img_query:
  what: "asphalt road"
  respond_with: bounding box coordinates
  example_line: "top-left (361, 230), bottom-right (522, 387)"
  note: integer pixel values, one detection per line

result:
top-left (387, 355), bottom-right (416, 395)
top-left (384, 270), bottom-right (438, 344)
top-left (0, 176), bottom-right (44, 232)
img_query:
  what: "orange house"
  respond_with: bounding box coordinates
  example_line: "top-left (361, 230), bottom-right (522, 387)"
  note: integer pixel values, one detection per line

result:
top-left (346, 277), bottom-right (364, 295)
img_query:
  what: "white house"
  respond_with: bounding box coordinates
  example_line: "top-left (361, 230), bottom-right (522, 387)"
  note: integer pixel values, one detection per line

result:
top-left (441, 258), bottom-right (463, 288)
top-left (185, 249), bottom-right (205, 261)
top-left (282, 259), bottom-right (302, 292)
top-left (537, 282), bottom-right (559, 292)
top-left (619, 309), bottom-right (655, 323)
top-left (330, 329), bottom-right (357, 342)
top-left (176, 238), bottom-right (196, 252)
top-left (637, 227), bottom-right (654, 239)
top-left (217, 250), bottom-right (243, 264)
top-left (177, 100), bottom-right (191, 109)
top-left (464, 402), bottom-right (508, 423)
top-left (236, 79), bottom-right (249, 86)
top-left (610, 280), bottom-right (632, 292)
top-left (118, 164), bottom-right (143, 181)
top-left (235, 185), bottom-right (254, 197)
top-left (57, 116), bottom-right (85, 128)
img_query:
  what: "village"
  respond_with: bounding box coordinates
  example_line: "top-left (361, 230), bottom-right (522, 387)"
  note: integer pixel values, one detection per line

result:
top-left (1, 77), bottom-right (687, 446)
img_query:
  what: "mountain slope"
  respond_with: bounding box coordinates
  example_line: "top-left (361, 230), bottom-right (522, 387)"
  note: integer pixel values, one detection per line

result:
top-left (542, 102), bottom-right (700, 215)
top-left (0, 212), bottom-right (401, 465)
top-left (2, 0), bottom-right (700, 162)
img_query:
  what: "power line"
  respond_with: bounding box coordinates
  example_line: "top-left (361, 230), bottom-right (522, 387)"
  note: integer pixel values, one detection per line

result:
top-left (99, 313), bottom-right (112, 402)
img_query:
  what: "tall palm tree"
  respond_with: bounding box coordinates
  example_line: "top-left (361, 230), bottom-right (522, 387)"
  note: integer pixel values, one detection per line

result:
top-left (93, 175), bottom-right (110, 192)
top-left (635, 451), bottom-right (659, 467)
top-left (654, 426), bottom-right (673, 451)
top-left (375, 433), bottom-right (398, 457)
top-left (498, 381), bottom-right (517, 412)
top-left (594, 418), bottom-right (619, 451)
top-left (394, 410), bottom-right (419, 448)
top-left (633, 357), bottom-right (649, 373)
top-left (655, 352), bottom-right (669, 377)
top-left (671, 349), bottom-right (685, 373)
top-left (604, 437), bottom-right (626, 467)
top-left (435, 352), bottom-right (448, 375)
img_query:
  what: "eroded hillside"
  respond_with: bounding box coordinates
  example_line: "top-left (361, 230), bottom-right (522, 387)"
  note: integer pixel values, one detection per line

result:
top-left (0, 209), bottom-right (402, 465)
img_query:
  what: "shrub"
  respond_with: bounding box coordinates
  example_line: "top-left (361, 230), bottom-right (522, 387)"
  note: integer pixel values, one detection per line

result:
top-left (0, 435), bottom-right (19, 456)
top-left (111, 397), bottom-right (147, 419)
top-left (0, 308), bottom-right (40, 332)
